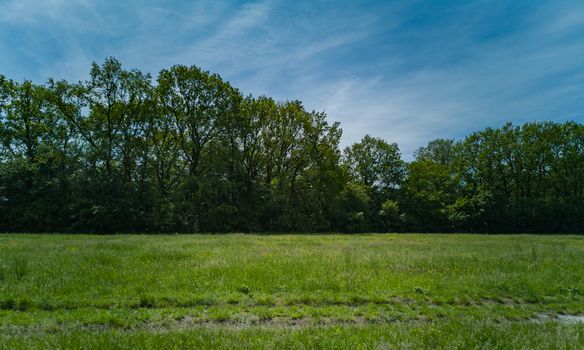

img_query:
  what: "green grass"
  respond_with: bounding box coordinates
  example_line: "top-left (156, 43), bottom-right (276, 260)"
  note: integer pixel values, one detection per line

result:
top-left (0, 234), bottom-right (583, 349)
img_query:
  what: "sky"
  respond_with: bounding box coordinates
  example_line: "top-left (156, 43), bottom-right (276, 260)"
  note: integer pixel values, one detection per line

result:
top-left (1, 0), bottom-right (583, 158)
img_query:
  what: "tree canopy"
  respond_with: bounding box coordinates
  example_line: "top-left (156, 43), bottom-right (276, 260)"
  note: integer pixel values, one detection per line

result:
top-left (1, 59), bottom-right (583, 233)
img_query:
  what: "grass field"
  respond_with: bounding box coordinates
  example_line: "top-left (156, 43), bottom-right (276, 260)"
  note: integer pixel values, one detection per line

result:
top-left (1, 234), bottom-right (583, 349)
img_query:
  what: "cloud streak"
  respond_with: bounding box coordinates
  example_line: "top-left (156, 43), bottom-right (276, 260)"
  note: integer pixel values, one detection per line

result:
top-left (0, 0), bottom-right (582, 158)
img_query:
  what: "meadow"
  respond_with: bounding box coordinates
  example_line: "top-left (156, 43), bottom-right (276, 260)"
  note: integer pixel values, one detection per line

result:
top-left (0, 234), bottom-right (583, 349)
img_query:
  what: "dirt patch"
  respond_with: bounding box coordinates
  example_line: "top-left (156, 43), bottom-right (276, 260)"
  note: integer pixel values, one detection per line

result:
top-left (0, 316), bottom-right (430, 336)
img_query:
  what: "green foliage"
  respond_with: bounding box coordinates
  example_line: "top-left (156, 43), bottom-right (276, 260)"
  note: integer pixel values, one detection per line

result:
top-left (342, 135), bottom-right (406, 232)
top-left (414, 138), bottom-right (456, 165)
top-left (450, 122), bottom-right (584, 232)
top-left (343, 134), bottom-right (405, 191)
top-left (378, 199), bottom-right (404, 232)
top-left (401, 159), bottom-right (457, 231)
top-left (1, 59), bottom-right (583, 233)
top-left (337, 182), bottom-right (371, 232)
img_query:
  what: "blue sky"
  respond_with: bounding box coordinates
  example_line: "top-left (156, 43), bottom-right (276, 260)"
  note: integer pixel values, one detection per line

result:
top-left (1, 0), bottom-right (583, 158)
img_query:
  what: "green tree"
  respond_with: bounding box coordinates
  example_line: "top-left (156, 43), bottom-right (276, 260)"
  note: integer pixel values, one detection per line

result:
top-left (344, 135), bottom-right (405, 192)
top-left (414, 138), bottom-right (456, 165)
top-left (343, 135), bottom-right (406, 231)
top-left (401, 159), bottom-right (457, 231)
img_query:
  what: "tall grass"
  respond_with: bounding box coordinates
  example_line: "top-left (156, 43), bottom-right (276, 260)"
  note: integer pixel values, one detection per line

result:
top-left (0, 234), bottom-right (582, 348)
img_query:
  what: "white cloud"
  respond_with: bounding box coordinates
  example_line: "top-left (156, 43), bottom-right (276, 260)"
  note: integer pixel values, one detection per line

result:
top-left (0, 0), bottom-right (98, 28)
top-left (1, 0), bottom-right (582, 160)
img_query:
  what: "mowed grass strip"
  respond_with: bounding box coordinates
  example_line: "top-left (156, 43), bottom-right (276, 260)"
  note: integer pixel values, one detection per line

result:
top-left (0, 234), bottom-right (583, 348)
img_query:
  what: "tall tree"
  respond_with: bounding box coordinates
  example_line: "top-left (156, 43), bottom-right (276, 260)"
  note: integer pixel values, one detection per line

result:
top-left (343, 135), bottom-right (406, 231)
top-left (343, 135), bottom-right (405, 192)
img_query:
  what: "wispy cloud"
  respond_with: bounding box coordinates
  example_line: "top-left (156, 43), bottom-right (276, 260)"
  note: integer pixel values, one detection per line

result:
top-left (0, 0), bottom-right (582, 159)
top-left (0, 0), bottom-right (76, 25)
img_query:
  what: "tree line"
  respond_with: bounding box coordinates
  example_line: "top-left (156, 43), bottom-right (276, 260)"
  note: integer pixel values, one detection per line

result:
top-left (1, 58), bottom-right (583, 233)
